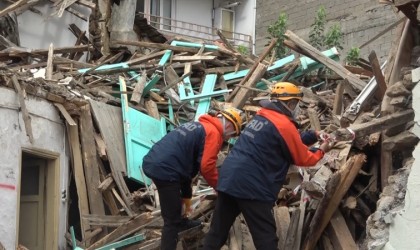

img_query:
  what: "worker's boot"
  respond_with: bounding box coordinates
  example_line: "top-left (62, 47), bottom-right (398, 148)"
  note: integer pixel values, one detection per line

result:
top-left (179, 218), bottom-right (202, 232)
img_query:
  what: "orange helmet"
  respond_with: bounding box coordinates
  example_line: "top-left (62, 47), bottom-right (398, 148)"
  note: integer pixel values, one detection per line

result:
top-left (271, 82), bottom-right (303, 101)
top-left (219, 107), bottom-right (242, 136)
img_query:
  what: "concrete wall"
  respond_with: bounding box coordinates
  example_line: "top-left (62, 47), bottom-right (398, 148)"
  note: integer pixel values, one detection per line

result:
top-left (175, 0), bottom-right (213, 26)
top-left (383, 77), bottom-right (420, 250)
top-left (255, 0), bottom-right (401, 62)
top-left (0, 87), bottom-right (69, 250)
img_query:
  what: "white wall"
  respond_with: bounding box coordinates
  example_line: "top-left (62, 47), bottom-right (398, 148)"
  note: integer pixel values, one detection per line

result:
top-left (0, 87), bottom-right (69, 250)
top-left (175, 0), bottom-right (212, 27)
top-left (16, 3), bottom-right (90, 49)
top-left (383, 75), bottom-right (420, 250)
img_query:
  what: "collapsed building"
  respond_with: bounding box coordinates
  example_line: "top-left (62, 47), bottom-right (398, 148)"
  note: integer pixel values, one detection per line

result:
top-left (0, 0), bottom-right (419, 249)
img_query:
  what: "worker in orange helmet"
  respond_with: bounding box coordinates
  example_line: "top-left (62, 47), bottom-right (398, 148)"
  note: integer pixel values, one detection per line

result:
top-left (203, 82), bottom-right (332, 250)
top-left (142, 107), bottom-right (243, 250)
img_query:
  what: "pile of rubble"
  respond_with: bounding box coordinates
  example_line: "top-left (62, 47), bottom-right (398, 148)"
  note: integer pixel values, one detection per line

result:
top-left (1, 2), bottom-right (419, 250)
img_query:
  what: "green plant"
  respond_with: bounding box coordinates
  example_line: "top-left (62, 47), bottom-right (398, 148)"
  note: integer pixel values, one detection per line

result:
top-left (267, 12), bottom-right (289, 58)
top-left (309, 6), bottom-right (326, 50)
top-left (237, 45), bottom-right (249, 55)
top-left (346, 47), bottom-right (360, 65)
top-left (324, 24), bottom-right (343, 50)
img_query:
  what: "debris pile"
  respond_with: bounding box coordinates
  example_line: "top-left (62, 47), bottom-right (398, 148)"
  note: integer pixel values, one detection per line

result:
top-left (0, 2), bottom-right (419, 249)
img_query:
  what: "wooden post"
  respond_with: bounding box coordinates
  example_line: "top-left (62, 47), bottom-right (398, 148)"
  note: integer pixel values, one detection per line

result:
top-left (368, 51), bottom-right (387, 100)
top-left (332, 81), bottom-right (345, 116)
top-left (302, 154), bottom-right (366, 250)
top-left (231, 63), bottom-right (268, 109)
top-left (284, 30), bottom-right (367, 91)
top-left (11, 75), bottom-right (34, 143)
top-left (46, 43), bottom-right (54, 80)
top-left (80, 105), bottom-right (108, 241)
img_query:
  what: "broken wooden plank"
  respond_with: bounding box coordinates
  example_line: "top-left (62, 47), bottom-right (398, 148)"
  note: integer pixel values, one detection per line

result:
top-left (284, 208), bottom-right (300, 249)
top-left (116, 40), bottom-right (215, 54)
top-left (172, 55), bottom-right (216, 61)
top-left (226, 38), bottom-right (277, 101)
top-left (302, 154), bottom-right (366, 250)
top-left (327, 210), bottom-right (357, 250)
top-left (349, 109), bottom-right (414, 138)
top-left (130, 71), bottom-right (147, 104)
top-left (0, 44), bottom-right (94, 60)
top-left (86, 213), bottom-right (156, 250)
top-left (332, 81), bottom-right (345, 116)
top-left (275, 206), bottom-right (290, 249)
top-left (294, 171), bottom-right (310, 250)
top-left (80, 105), bottom-right (107, 241)
top-left (145, 100), bottom-right (160, 120)
top-left (54, 103), bottom-right (76, 125)
top-left (89, 100), bottom-right (134, 215)
top-left (11, 75), bottom-right (34, 143)
top-left (368, 51), bottom-right (387, 100)
top-left (284, 30), bottom-right (366, 91)
top-left (231, 63), bottom-right (268, 109)
top-left (67, 121), bottom-right (91, 243)
top-left (0, 0), bottom-right (35, 18)
top-left (93, 133), bottom-right (107, 160)
top-left (82, 215), bottom-right (132, 227)
top-left (46, 43), bottom-right (54, 80)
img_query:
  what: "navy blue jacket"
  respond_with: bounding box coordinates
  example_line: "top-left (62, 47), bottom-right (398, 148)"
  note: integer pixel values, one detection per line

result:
top-left (142, 115), bottom-right (224, 196)
top-left (217, 100), bottom-right (324, 202)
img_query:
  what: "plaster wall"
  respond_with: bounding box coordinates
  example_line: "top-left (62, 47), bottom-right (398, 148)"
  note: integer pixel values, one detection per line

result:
top-left (383, 77), bottom-right (420, 250)
top-left (255, 0), bottom-right (401, 62)
top-left (0, 87), bottom-right (69, 250)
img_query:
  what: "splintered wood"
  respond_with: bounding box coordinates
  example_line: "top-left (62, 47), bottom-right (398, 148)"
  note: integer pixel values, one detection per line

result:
top-left (0, 5), bottom-right (417, 249)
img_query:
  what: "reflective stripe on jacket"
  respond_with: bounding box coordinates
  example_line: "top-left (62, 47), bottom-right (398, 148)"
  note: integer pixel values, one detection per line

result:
top-left (142, 114), bottom-right (223, 188)
top-left (217, 103), bottom-right (324, 202)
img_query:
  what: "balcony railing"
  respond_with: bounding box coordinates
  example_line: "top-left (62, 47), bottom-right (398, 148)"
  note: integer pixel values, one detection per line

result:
top-left (139, 12), bottom-right (253, 52)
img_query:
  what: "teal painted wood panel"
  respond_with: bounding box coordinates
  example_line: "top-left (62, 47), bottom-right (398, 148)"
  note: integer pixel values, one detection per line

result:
top-left (194, 74), bottom-right (217, 121)
top-left (120, 77), bottom-right (167, 185)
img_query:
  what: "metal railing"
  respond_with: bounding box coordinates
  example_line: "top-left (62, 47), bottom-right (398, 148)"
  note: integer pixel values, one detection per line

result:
top-left (138, 12), bottom-right (253, 52)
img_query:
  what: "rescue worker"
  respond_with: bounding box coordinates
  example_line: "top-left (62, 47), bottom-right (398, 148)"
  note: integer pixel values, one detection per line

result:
top-left (142, 108), bottom-right (242, 250)
top-left (203, 82), bottom-right (332, 250)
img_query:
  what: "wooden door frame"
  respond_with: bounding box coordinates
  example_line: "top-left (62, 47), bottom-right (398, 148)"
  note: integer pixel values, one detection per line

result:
top-left (16, 147), bottom-right (60, 250)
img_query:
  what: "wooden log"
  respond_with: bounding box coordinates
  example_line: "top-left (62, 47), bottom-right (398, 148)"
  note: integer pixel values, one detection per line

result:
top-left (368, 51), bottom-right (387, 100)
top-left (86, 213), bottom-right (156, 250)
top-left (11, 76), bottom-right (34, 143)
top-left (302, 154), bottom-right (366, 250)
top-left (231, 63), bottom-right (268, 109)
top-left (284, 30), bottom-right (366, 91)
top-left (326, 210), bottom-right (357, 250)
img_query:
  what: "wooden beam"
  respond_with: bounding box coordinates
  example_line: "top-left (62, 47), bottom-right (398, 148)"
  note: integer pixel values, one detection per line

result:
top-left (145, 100), bottom-right (160, 120)
top-left (327, 210), bottom-right (357, 250)
top-left (275, 206), bottom-right (290, 249)
top-left (82, 215), bottom-right (131, 227)
top-left (0, 44), bottom-right (94, 59)
top-left (54, 103), bottom-right (76, 126)
top-left (332, 81), bottom-right (345, 116)
top-left (231, 63), bottom-right (268, 109)
top-left (368, 51), bottom-right (387, 100)
top-left (80, 105), bottom-right (107, 241)
top-left (98, 176), bottom-right (114, 192)
top-left (307, 108), bottom-right (321, 131)
top-left (172, 55), bottom-right (216, 61)
top-left (130, 71), bottom-right (147, 104)
top-left (67, 121), bottom-right (91, 243)
top-left (283, 209), bottom-right (300, 249)
top-left (115, 40), bottom-right (206, 54)
top-left (46, 43), bottom-right (54, 80)
top-left (0, 0), bottom-right (34, 18)
top-left (302, 154), bottom-right (366, 250)
top-left (294, 171), bottom-right (309, 250)
top-left (349, 109), bottom-right (414, 138)
top-left (11, 76), bottom-right (34, 143)
top-left (284, 30), bottom-right (366, 91)
top-left (226, 38), bottom-right (277, 102)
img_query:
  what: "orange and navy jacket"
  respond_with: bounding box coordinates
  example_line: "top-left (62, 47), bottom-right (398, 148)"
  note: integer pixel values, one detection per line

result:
top-left (142, 114), bottom-right (223, 196)
top-left (217, 100), bottom-right (324, 202)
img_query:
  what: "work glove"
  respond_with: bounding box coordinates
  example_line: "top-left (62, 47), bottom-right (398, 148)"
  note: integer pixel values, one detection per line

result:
top-left (182, 198), bottom-right (192, 218)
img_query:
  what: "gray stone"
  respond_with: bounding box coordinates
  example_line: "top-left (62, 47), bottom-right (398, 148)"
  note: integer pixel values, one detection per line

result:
top-left (371, 211), bottom-right (382, 222)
